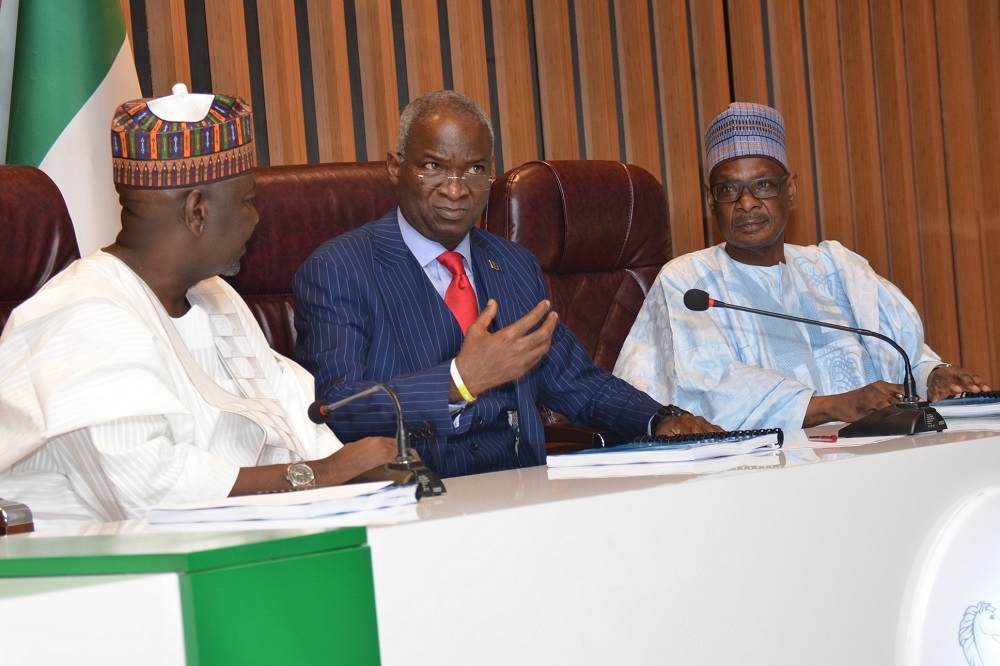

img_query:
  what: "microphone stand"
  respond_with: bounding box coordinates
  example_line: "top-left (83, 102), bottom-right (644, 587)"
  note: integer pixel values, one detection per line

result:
top-left (310, 384), bottom-right (446, 497)
top-left (699, 295), bottom-right (946, 438)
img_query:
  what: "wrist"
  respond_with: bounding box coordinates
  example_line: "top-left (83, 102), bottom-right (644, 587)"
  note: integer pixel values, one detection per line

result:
top-left (450, 358), bottom-right (477, 403)
top-left (651, 404), bottom-right (690, 433)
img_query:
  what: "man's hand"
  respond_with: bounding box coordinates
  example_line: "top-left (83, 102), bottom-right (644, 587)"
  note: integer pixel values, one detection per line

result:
top-left (653, 413), bottom-right (725, 437)
top-left (314, 436), bottom-right (400, 486)
top-left (451, 299), bottom-right (558, 399)
top-left (927, 365), bottom-right (991, 402)
top-left (804, 380), bottom-right (904, 428)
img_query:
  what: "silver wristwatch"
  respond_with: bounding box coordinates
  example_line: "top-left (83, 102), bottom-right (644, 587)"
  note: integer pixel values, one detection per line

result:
top-left (286, 462), bottom-right (316, 489)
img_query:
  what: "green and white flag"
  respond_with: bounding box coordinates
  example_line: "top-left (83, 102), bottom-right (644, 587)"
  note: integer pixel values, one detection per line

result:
top-left (1, 0), bottom-right (141, 256)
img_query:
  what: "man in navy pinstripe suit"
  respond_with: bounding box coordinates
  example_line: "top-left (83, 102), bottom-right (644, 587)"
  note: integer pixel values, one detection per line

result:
top-left (294, 91), bottom-right (719, 478)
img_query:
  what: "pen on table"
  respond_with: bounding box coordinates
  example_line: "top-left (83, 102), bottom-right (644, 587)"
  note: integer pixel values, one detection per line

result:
top-left (808, 434), bottom-right (838, 443)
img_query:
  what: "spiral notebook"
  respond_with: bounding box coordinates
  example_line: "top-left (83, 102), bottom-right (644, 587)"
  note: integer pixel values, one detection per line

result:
top-left (546, 428), bottom-right (783, 468)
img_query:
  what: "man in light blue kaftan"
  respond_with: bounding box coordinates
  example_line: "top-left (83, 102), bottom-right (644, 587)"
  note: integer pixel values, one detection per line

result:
top-left (614, 103), bottom-right (989, 432)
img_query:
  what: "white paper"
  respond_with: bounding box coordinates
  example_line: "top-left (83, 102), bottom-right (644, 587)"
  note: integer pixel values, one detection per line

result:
top-left (147, 481), bottom-right (418, 524)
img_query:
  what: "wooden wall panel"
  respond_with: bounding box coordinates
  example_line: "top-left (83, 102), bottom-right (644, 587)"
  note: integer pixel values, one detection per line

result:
top-left (97, 0), bottom-right (1000, 382)
top-left (355, 0), bottom-right (400, 160)
top-left (689, 0), bottom-right (735, 246)
top-left (725, 0), bottom-right (768, 103)
top-left (574, 0), bottom-right (619, 160)
top-left (446, 1), bottom-right (490, 111)
top-left (766, 0), bottom-right (816, 249)
top-left (256, 3), bottom-right (307, 165)
top-left (533, 1), bottom-right (580, 159)
top-left (936, 0), bottom-right (993, 376)
top-left (306, 0), bottom-right (357, 162)
top-left (613, 0), bottom-right (661, 182)
top-left (838, 0), bottom-right (889, 277)
top-left (967, 0), bottom-right (1000, 379)
top-left (400, 0), bottom-right (444, 97)
top-left (489, 0), bottom-right (538, 171)
top-left (204, 1), bottom-right (251, 103)
top-left (651, 0), bottom-right (704, 255)
top-left (900, 0), bottom-right (959, 361)
top-left (868, 0), bottom-right (923, 316)
top-left (802, 0), bottom-right (854, 249)
top-left (145, 0), bottom-right (191, 95)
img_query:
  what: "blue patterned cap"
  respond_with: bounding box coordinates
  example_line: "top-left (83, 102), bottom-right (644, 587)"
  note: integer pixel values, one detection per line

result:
top-left (705, 102), bottom-right (787, 174)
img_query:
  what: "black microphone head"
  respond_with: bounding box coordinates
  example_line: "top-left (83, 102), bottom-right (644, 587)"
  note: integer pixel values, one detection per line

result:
top-left (307, 401), bottom-right (328, 424)
top-left (684, 289), bottom-right (711, 312)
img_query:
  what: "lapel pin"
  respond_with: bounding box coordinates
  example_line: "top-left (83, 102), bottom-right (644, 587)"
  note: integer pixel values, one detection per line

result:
top-left (489, 259), bottom-right (501, 272)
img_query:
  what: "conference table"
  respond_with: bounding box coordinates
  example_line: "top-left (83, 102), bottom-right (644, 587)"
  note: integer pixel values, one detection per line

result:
top-left (2, 429), bottom-right (999, 665)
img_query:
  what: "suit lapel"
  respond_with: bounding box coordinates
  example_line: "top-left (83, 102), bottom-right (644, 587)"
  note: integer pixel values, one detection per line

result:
top-left (372, 211), bottom-right (464, 363)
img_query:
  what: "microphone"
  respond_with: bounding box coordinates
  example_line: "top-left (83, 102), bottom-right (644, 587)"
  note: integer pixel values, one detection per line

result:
top-left (683, 288), bottom-right (946, 437)
top-left (309, 384), bottom-right (446, 497)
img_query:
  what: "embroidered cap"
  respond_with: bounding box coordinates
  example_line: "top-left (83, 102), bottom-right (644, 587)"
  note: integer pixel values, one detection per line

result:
top-left (111, 83), bottom-right (254, 188)
top-left (704, 102), bottom-right (787, 175)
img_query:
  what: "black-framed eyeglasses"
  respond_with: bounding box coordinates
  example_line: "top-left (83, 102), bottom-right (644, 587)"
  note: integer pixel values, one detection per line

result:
top-left (403, 160), bottom-right (495, 192)
top-left (709, 174), bottom-right (789, 203)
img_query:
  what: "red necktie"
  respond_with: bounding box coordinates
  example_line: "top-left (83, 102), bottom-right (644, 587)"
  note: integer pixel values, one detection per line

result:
top-left (437, 251), bottom-right (478, 334)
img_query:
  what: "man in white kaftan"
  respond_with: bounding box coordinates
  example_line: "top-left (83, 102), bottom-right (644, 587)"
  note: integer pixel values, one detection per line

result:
top-left (615, 241), bottom-right (943, 432)
top-left (615, 102), bottom-right (988, 432)
top-left (0, 252), bottom-right (339, 527)
top-left (0, 86), bottom-right (397, 530)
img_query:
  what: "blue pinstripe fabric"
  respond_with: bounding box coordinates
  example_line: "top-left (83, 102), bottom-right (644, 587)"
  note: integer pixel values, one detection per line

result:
top-left (293, 210), bottom-right (660, 477)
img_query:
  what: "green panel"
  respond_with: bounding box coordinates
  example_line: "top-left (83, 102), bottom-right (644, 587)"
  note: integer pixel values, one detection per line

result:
top-left (179, 544), bottom-right (380, 665)
top-left (0, 527), bottom-right (367, 577)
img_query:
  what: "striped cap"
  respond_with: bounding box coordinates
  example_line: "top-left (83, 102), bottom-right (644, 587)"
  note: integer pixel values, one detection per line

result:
top-left (111, 85), bottom-right (254, 188)
top-left (704, 102), bottom-right (787, 175)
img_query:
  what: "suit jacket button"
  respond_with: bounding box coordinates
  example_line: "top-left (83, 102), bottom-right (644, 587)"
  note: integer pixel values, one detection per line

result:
top-left (470, 443), bottom-right (479, 451)
top-left (475, 416), bottom-right (484, 425)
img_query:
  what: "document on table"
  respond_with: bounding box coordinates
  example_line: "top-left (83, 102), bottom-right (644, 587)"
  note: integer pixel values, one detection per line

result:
top-left (931, 392), bottom-right (1000, 418)
top-left (547, 450), bottom-right (782, 479)
top-left (147, 481), bottom-right (418, 524)
top-left (546, 428), bottom-right (782, 468)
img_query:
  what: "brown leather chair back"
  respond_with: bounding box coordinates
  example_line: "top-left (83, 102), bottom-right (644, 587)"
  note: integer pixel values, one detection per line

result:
top-left (482, 160), bottom-right (671, 371)
top-left (225, 162), bottom-right (397, 357)
top-left (0, 166), bottom-right (80, 332)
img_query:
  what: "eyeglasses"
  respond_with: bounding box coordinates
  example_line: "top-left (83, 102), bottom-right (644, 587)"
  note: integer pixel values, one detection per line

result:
top-left (411, 169), bottom-right (495, 192)
top-left (406, 163), bottom-right (495, 192)
top-left (709, 174), bottom-right (789, 203)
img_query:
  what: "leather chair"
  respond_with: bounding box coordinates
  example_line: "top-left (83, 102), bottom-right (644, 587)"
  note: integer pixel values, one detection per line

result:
top-left (0, 165), bottom-right (80, 333)
top-left (482, 160), bottom-right (671, 451)
top-left (0, 165), bottom-right (77, 533)
top-left (225, 161), bottom-right (397, 358)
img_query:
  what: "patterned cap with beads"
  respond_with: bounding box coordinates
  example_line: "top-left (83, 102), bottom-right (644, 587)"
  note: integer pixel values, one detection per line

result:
top-left (111, 83), bottom-right (254, 188)
top-left (704, 102), bottom-right (787, 175)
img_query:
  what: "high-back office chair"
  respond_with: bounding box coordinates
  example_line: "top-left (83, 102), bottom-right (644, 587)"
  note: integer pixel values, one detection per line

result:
top-left (225, 162), bottom-right (397, 358)
top-left (482, 160), bottom-right (672, 450)
top-left (0, 165), bottom-right (80, 333)
top-left (0, 165), bottom-right (80, 533)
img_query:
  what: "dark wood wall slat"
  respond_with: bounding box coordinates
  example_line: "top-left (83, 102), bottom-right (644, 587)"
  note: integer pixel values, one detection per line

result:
top-left (574, 0), bottom-right (619, 161)
top-left (802, 0), bottom-right (854, 251)
top-left (489, 0), bottom-right (538, 172)
top-left (869, 0), bottom-right (924, 318)
top-left (838, 0), bottom-right (890, 277)
top-left (306, 0), bottom-right (357, 162)
top-left (400, 0), bottom-right (444, 97)
top-left (936, 1), bottom-right (993, 377)
top-left (766, 0), bottom-right (815, 249)
top-left (651, 1), bottom-right (704, 256)
top-left (614, 0), bottom-right (661, 183)
top-left (105, 0), bottom-right (1000, 383)
top-left (900, 0), bottom-right (959, 362)
top-left (533, 1), bottom-right (581, 159)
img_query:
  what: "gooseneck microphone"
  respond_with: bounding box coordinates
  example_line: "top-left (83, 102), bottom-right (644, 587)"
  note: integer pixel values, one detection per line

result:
top-left (309, 383), bottom-right (446, 497)
top-left (683, 288), bottom-right (946, 437)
